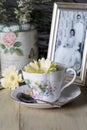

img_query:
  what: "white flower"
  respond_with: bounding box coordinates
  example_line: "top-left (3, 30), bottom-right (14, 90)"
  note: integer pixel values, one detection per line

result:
top-left (24, 58), bottom-right (57, 73)
top-left (38, 58), bottom-right (52, 73)
top-left (1, 66), bottom-right (23, 90)
top-left (17, 0), bottom-right (24, 7)
top-left (24, 60), bottom-right (39, 73)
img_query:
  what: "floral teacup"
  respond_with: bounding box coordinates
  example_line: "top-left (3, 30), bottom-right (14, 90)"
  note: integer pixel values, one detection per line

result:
top-left (22, 64), bottom-right (76, 103)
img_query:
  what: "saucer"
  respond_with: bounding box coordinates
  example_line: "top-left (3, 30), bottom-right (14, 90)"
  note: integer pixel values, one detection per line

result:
top-left (11, 84), bottom-right (81, 108)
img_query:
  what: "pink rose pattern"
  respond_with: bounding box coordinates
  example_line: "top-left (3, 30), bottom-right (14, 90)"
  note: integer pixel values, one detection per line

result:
top-left (0, 32), bottom-right (23, 56)
top-left (3, 33), bottom-right (17, 47)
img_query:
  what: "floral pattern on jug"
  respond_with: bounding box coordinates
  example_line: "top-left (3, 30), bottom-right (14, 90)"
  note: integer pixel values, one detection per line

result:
top-left (0, 32), bottom-right (23, 56)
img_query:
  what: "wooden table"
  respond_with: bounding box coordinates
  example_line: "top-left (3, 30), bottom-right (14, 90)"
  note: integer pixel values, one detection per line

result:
top-left (0, 86), bottom-right (87, 130)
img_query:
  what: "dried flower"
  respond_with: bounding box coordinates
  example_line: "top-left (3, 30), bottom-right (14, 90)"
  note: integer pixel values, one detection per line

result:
top-left (0, 0), bottom-right (33, 24)
top-left (0, 0), bottom-right (52, 24)
top-left (0, 66), bottom-right (23, 90)
top-left (14, 0), bottom-right (33, 24)
top-left (0, 1), bottom-right (8, 23)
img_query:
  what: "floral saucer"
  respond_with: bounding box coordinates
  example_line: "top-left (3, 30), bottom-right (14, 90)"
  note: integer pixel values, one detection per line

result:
top-left (11, 84), bottom-right (81, 109)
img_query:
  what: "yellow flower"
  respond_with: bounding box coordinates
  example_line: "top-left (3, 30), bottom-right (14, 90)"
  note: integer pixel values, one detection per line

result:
top-left (48, 63), bottom-right (57, 72)
top-left (1, 66), bottom-right (23, 90)
top-left (24, 60), bottom-right (39, 73)
top-left (24, 58), bottom-right (57, 73)
top-left (39, 58), bottom-right (54, 73)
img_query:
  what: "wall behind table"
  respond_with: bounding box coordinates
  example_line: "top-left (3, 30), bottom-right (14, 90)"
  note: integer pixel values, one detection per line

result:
top-left (7, 0), bottom-right (87, 58)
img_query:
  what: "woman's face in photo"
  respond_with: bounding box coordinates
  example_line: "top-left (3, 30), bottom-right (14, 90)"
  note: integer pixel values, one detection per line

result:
top-left (76, 15), bottom-right (81, 22)
top-left (70, 30), bottom-right (75, 37)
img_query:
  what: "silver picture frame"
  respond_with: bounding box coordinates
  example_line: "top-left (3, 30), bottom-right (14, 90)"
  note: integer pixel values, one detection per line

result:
top-left (47, 2), bottom-right (87, 86)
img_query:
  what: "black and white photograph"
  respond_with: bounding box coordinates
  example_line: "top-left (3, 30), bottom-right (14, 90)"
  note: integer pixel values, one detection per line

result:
top-left (54, 10), bottom-right (86, 76)
top-left (48, 2), bottom-right (87, 85)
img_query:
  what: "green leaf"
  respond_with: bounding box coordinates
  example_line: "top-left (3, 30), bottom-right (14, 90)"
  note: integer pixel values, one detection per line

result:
top-left (14, 48), bottom-right (23, 56)
top-left (4, 48), bottom-right (8, 53)
top-left (25, 80), bottom-right (31, 85)
top-left (10, 48), bottom-right (15, 54)
top-left (14, 32), bottom-right (19, 37)
top-left (14, 42), bottom-right (22, 47)
top-left (0, 44), bottom-right (6, 49)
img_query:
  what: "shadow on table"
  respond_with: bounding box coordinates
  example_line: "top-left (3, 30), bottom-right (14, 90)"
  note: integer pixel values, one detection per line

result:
top-left (41, 86), bottom-right (87, 111)
top-left (65, 87), bottom-right (87, 108)
top-left (53, 86), bottom-right (87, 110)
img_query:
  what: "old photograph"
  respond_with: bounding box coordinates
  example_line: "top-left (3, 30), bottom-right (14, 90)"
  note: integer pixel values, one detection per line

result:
top-left (48, 2), bottom-right (87, 85)
top-left (54, 10), bottom-right (86, 76)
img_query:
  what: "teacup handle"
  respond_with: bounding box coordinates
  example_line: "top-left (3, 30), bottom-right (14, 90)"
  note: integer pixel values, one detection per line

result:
top-left (61, 68), bottom-right (76, 92)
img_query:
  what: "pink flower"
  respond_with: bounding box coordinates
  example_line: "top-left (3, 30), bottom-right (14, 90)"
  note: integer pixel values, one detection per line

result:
top-left (3, 33), bottom-right (17, 47)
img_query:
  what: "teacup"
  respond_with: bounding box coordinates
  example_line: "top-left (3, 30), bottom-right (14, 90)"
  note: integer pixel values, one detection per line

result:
top-left (22, 64), bottom-right (76, 103)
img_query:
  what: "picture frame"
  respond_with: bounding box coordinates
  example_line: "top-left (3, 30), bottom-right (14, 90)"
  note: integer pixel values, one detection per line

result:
top-left (47, 2), bottom-right (87, 86)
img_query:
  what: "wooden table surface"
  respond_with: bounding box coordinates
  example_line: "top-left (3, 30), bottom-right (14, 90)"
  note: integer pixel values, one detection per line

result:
top-left (0, 86), bottom-right (87, 130)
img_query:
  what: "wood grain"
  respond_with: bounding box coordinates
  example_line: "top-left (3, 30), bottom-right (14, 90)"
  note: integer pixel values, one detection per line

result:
top-left (0, 89), bottom-right (19, 130)
top-left (19, 87), bottom-right (87, 130)
top-left (0, 87), bottom-right (87, 130)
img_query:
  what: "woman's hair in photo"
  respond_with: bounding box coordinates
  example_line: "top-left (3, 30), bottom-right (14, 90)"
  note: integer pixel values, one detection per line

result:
top-left (70, 29), bottom-right (75, 36)
top-left (77, 14), bottom-right (81, 19)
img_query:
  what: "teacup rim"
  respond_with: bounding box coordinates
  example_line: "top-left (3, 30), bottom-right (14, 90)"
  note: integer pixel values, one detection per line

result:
top-left (22, 63), bottom-right (66, 75)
